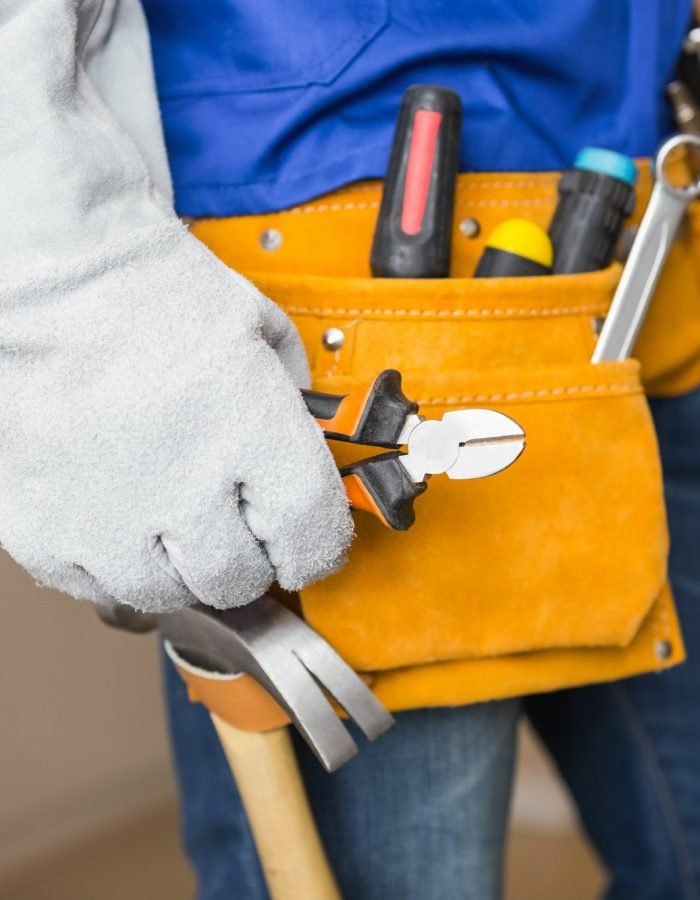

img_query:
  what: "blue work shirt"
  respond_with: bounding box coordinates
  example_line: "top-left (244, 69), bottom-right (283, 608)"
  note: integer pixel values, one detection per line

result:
top-left (141, 1), bottom-right (691, 216)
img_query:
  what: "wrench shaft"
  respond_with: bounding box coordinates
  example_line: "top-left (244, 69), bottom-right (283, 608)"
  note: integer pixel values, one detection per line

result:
top-left (593, 182), bottom-right (687, 362)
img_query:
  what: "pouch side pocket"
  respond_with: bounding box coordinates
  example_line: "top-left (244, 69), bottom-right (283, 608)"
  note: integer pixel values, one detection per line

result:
top-left (633, 206), bottom-right (700, 396)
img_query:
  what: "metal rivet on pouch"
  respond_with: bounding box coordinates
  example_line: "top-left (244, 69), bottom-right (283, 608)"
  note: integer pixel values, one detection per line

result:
top-left (260, 228), bottom-right (283, 252)
top-left (459, 217), bottom-right (481, 239)
top-left (322, 327), bottom-right (345, 351)
top-left (655, 639), bottom-right (673, 661)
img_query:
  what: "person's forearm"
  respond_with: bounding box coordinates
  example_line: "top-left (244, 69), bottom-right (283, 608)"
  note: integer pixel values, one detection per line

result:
top-left (0, 0), bottom-right (172, 278)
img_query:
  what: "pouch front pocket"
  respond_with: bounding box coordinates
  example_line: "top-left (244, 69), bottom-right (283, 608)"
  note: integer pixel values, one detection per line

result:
top-left (264, 261), bottom-right (671, 675)
top-left (300, 360), bottom-right (668, 672)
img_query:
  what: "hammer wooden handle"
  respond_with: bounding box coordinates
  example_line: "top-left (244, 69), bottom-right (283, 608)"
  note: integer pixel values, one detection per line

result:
top-left (211, 714), bottom-right (341, 900)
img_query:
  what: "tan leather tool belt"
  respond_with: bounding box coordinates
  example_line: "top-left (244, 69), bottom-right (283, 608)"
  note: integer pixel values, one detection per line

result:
top-left (189, 164), bottom-right (690, 714)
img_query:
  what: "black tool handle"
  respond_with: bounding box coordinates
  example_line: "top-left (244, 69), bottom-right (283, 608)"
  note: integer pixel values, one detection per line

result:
top-left (302, 369), bottom-right (418, 448)
top-left (340, 452), bottom-right (427, 531)
top-left (370, 85), bottom-right (462, 278)
top-left (549, 168), bottom-right (635, 274)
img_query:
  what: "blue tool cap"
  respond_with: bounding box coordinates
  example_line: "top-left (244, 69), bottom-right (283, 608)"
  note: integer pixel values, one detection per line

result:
top-left (574, 147), bottom-right (638, 186)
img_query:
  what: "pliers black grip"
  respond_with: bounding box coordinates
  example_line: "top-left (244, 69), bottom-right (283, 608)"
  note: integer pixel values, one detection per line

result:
top-left (302, 369), bottom-right (526, 532)
top-left (302, 370), bottom-right (424, 530)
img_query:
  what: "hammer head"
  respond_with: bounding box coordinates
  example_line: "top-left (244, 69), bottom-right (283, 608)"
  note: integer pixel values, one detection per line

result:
top-left (157, 597), bottom-right (394, 771)
top-left (99, 596), bottom-right (394, 771)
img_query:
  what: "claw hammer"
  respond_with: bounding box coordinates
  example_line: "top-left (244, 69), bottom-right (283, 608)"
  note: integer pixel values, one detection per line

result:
top-left (98, 595), bottom-right (392, 900)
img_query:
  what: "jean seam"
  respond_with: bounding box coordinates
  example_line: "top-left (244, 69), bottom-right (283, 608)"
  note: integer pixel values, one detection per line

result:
top-left (612, 682), bottom-right (700, 900)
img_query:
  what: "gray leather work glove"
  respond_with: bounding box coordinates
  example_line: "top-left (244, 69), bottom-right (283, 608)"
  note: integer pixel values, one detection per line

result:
top-left (0, 0), bottom-right (353, 612)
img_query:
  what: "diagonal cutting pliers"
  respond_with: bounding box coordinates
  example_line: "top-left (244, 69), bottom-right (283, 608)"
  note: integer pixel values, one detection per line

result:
top-left (302, 369), bottom-right (525, 530)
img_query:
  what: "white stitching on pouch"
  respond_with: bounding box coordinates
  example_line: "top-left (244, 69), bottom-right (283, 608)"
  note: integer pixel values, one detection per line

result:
top-left (454, 198), bottom-right (550, 209)
top-left (285, 197), bottom-right (553, 214)
top-left (288, 201), bottom-right (380, 214)
top-left (285, 304), bottom-right (606, 318)
top-left (418, 383), bottom-right (636, 405)
top-left (284, 178), bottom-right (558, 212)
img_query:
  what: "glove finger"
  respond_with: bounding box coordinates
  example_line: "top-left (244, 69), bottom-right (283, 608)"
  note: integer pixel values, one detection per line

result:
top-left (255, 292), bottom-right (311, 388)
top-left (151, 493), bottom-right (275, 609)
top-left (241, 467), bottom-right (353, 593)
top-left (0, 539), bottom-right (186, 614)
top-left (233, 355), bottom-right (354, 591)
top-left (46, 560), bottom-right (116, 607)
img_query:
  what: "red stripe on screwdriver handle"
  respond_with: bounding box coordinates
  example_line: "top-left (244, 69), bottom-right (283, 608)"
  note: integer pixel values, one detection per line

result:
top-left (400, 109), bottom-right (443, 236)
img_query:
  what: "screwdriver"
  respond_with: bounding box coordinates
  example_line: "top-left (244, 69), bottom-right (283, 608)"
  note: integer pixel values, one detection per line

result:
top-left (370, 85), bottom-right (462, 278)
top-left (474, 219), bottom-right (553, 277)
top-left (549, 148), bottom-right (637, 274)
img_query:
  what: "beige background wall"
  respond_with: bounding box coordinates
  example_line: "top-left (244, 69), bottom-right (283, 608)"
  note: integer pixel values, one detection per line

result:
top-left (0, 551), bottom-right (578, 881)
top-left (0, 554), bottom-right (176, 875)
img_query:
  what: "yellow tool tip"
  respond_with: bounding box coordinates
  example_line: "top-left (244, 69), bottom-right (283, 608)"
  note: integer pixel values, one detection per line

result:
top-left (485, 218), bottom-right (553, 268)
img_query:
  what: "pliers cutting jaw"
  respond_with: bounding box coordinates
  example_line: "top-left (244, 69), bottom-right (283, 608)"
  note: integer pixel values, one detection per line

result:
top-left (303, 370), bottom-right (526, 530)
top-left (400, 408), bottom-right (526, 482)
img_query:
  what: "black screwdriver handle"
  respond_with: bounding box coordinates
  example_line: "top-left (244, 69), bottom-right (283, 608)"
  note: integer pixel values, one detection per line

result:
top-left (370, 85), bottom-right (462, 278)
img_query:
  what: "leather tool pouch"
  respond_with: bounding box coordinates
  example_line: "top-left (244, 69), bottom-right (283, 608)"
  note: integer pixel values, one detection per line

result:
top-left (259, 266), bottom-right (672, 674)
top-left (193, 163), bottom-right (690, 702)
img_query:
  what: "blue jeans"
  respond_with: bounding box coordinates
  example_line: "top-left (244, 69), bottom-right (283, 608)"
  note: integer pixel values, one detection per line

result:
top-left (163, 388), bottom-right (700, 899)
top-left (524, 390), bottom-right (700, 900)
top-left (164, 664), bottom-right (518, 900)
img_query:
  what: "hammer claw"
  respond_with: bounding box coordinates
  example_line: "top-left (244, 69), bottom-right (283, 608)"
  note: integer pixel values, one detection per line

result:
top-left (294, 640), bottom-right (394, 742)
